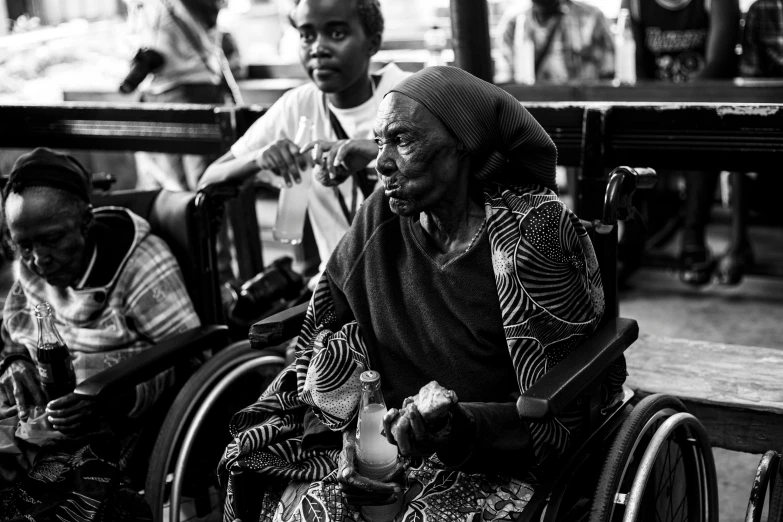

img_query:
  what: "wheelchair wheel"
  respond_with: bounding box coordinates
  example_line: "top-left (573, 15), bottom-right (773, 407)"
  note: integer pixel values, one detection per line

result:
top-left (144, 340), bottom-right (286, 522)
top-left (771, 457), bottom-right (783, 522)
top-left (746, 450), bottom-right (783, 522)
top-left (590, 394), bottom-right (717, 522)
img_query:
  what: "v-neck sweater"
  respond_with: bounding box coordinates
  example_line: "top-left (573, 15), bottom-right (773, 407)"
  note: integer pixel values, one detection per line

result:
top-left (326, 191), bottom-right (533, 473)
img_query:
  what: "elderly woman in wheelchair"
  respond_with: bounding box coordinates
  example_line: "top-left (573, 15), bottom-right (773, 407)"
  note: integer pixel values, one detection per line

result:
top-left (219, 67), bottom-right (634, 521)
top-left (0, 147), bottom-right (201, 519)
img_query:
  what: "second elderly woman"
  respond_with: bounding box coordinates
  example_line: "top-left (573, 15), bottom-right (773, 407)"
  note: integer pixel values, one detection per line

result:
top-left (219, 66), bottom-right (623, 520)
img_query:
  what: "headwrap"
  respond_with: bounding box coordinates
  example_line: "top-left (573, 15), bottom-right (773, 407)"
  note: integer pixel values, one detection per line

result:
top-left (388, 66), bottom-right (558, 190)
top-left (3, 148), bottom-right (92, 203)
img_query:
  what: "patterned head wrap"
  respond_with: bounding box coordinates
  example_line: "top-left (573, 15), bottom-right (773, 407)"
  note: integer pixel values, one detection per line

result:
top-left (388, 66), bottom-right (558, 190)
top-left (3, 147), bottom-right (92, 203)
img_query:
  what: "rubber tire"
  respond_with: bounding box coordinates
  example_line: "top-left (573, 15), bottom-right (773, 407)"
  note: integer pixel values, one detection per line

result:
top-left (768, 454), bottom-right (783, 522)
top-left (622, 412), bottom-right (717, 522)
top-left (589, 393), bottom-right (688, 522)
top-left (144, 340), bottom-right (285, 522)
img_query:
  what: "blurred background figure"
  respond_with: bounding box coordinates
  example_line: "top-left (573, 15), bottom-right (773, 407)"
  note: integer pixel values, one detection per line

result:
top-left (618, 0), bottom-right (741, 287)
top-left (120, 0), bottom-right (241, 192)
top-left (496, 0), bottom-right (615, 84)
top-left (739, 0), bottom-right (783, 77)
top-left (624, 0), bottom-right (740, 81)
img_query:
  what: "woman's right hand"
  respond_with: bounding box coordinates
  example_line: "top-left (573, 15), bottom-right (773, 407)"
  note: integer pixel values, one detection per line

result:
top-left (0, 360), bottom-right (46, 418)
top-left (253, 138), bottom-right (310, 188)
top-left (337, 428), bottom-right (404, 506)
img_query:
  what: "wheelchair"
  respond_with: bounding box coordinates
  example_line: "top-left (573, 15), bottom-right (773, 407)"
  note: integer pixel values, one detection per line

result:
top-left (224, 166), bottom-right (720, 522)
top-left (61, 185), bottom-right (293, 522)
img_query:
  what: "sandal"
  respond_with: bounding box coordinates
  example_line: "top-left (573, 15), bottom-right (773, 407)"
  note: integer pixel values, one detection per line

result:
top-left (716, 243), bottom-right (754, 286)
top-left (679, 245), bottom-right (715, 287)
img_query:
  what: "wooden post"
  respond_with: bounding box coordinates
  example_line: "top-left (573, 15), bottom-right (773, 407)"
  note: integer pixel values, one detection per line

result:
top-left (0, 0), bottom-right (9, 36)
top-left (449, 0), bottom-right (493, 82)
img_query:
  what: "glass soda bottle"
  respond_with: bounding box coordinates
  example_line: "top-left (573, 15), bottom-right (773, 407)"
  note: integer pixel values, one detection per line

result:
top-left (273, 116), bottom-right (315, 244)
top-left (356, 370), bottom-right (404, 522)
top-left (34, 302), bottom-right (76, 402)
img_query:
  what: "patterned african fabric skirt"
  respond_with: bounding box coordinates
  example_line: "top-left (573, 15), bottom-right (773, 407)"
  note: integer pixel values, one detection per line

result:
top-left (0, 425), bottom-right (151, 522)
top-left (253, 455), bottom-right (534, 522)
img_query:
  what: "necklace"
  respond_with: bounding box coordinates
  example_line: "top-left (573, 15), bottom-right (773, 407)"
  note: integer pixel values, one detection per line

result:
top-left (464, 217), bottom-right (487, 254)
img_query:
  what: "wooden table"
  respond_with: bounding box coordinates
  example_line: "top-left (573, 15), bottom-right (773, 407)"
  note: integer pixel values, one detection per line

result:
top-left (501, 79), bottom-right (783, 103)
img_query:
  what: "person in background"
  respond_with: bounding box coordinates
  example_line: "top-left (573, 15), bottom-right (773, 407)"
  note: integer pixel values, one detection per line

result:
top-left (620, 0), bottom-right (741, 286)
top-left (496, 0), bottom-right (615, 84)
top-left (0, 148), bottom-right (200, 519)
top-left (122, 0), bottom-right (237, 192)
top-left (199, 0), bottom-right (411, 286)
top-left (740, 0), bottom-right (783, 77)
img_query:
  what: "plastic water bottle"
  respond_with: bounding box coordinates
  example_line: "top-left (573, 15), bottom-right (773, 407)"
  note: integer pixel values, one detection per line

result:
top-left (34, 302), bottom-right (75, 402)
top-left (274, 116), bottom-right (314, 244)
top-left (356, 370), bottom-right (404, 522)
top-left (614, 8), bottom-right (637, 86)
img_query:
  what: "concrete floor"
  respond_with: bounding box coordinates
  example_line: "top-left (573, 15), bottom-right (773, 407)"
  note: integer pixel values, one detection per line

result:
top-left (618, 217), bottom-right (783, 521)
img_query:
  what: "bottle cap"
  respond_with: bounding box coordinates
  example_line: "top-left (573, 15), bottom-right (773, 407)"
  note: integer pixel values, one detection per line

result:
top-left (34, 302), bottom-right (52, 318)
top-left (360, 370), bottom-right (380, 384)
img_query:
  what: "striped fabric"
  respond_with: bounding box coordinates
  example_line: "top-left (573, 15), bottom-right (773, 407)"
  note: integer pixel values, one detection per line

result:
top-left (740, 0), bottom-right (783, 77)
top-left (1, 209), bottom-right (201, 418)
top-left (389, 66), bottom-right (558, 190)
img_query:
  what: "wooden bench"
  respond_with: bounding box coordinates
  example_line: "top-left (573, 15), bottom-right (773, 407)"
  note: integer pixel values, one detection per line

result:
top-left (626, 335), bottom-right (783, 454)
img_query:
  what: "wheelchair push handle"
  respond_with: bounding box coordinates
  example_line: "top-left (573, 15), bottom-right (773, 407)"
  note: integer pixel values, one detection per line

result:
top-left (631, 167), bottom-right (657, 190)
top-left (583, 166), bottom-right (658, 235)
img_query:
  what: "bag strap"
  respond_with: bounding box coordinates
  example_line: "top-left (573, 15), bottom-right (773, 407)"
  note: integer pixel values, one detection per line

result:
top-left (534, 13), bottom-right (564, 73)
top-left (158, 0), bottom-right (243, 104)
top-left (324, 108), bottom-right (359, 225)
top-left (321, 76), bottom-right (381, 224)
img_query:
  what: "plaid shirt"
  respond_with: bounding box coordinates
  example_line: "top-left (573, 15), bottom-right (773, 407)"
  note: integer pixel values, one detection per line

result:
top-left (740, 0), bottom-right (783, 77)
top-left (498, 0), bottom-right (615, 83)
top-left (1, 209), bottom-right (200, 418)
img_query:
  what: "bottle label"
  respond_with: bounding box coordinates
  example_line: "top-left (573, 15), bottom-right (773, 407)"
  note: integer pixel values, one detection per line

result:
top-left (37, 362), bottom-right (53, 383)
top-left (37, 359), bottom-right (75, 384)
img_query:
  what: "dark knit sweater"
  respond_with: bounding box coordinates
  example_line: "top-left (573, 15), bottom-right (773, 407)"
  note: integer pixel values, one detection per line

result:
top-left (326, 190), bottom-right (533, 474)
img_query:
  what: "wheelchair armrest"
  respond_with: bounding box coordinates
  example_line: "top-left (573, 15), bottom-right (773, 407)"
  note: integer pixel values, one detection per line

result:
top-left (516, 318), bottom-right (638, 421)
top-left (74, 325), bottom-right (229, 400)
top-left (248, 302), bottom-right (309, 350)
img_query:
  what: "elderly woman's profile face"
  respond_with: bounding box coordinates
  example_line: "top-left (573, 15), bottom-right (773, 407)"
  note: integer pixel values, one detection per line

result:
top-left (5, 188), bottom-right (89, 289)
top-left (374, 93), bottom-right (464, 217)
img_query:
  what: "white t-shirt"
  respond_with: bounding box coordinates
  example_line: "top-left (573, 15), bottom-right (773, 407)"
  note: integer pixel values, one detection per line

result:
top-left (231, 63), bottom-right (411, 274)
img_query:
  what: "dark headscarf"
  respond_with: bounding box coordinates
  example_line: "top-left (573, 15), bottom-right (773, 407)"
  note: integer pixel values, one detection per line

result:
top-left (388, 66), bottom-right (558, 190)
top-left (3, 147), bottom-right (92, 203)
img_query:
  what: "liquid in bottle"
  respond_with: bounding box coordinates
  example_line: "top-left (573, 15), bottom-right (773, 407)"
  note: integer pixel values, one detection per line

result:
top-left (356, 370), bottom-right (404, 522)
top-left (274, 116), bottom-right (315, 244)
top-left (35, 302), bottom-right (76, 402)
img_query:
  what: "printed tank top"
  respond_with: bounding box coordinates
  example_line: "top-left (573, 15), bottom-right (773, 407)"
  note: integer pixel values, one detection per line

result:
top-left (631, 0), bottom-right (710, 82)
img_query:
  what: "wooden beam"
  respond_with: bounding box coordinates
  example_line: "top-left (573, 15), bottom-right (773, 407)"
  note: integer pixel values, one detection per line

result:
top-left (626, 334), bottom-right (783, 454)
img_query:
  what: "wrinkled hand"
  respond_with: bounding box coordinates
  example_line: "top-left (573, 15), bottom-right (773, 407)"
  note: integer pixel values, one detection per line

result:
top-left (383, 381), bottom-right (459, 458)
top-left (0, 360), bottom-right (46, 419)
top-left (254, 138), bottom-right (311, 187)
top-left (300, 139), bottom-right (377, 187)
top-left (337, 428), bottom-right (404, 506)
top-left (46, 393), bottom-right (100, 435)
